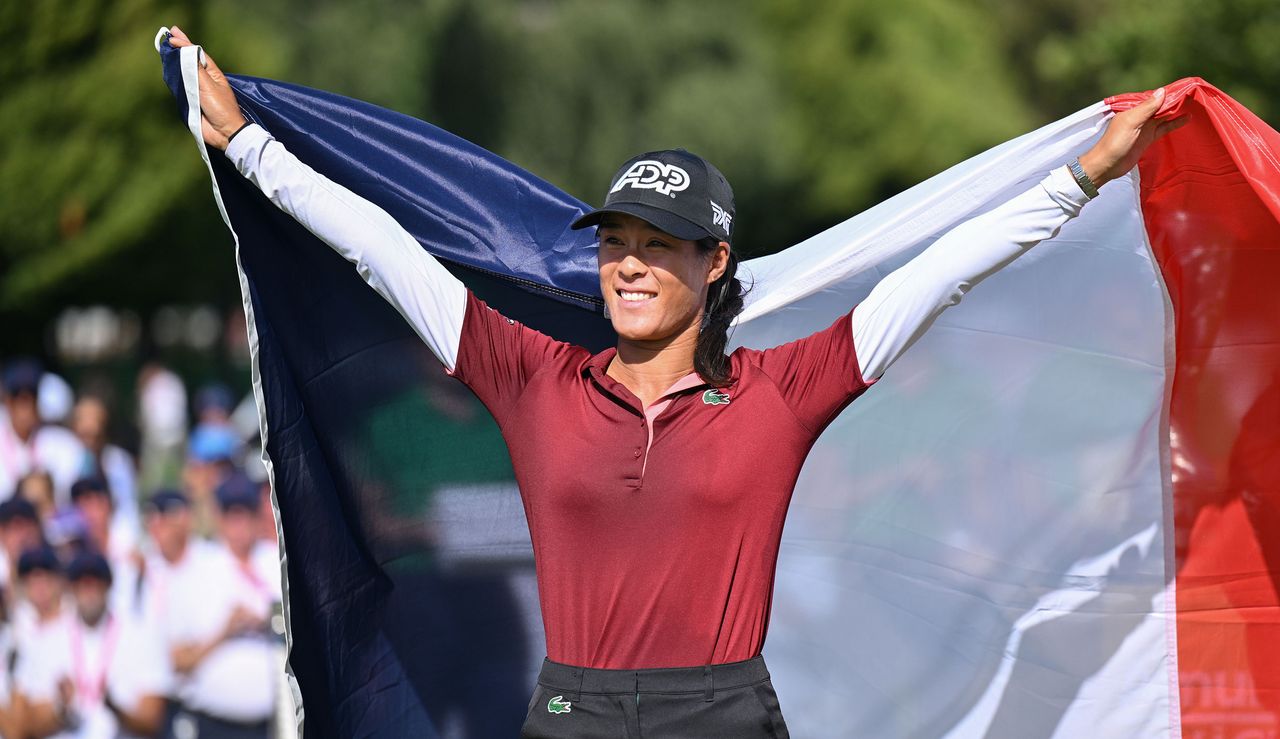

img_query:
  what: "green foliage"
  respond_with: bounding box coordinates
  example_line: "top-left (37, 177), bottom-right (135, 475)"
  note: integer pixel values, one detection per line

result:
top-left (0, 0), bottom-right (284, 321)
top-left (0, 0), bottom-right (1276, 328)
top-left (761, 0), bottom-right (1034, 219)
top-left (985, 0), bottom-right (1280, 123)
top-left (462, 0), bottom-right (802, 254)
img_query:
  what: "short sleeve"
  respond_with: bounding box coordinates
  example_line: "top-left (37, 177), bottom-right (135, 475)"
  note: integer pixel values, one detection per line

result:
top-left (449, 291), bottom-right (581, 422)
top-left (747, 306), bottom-right (875, 435)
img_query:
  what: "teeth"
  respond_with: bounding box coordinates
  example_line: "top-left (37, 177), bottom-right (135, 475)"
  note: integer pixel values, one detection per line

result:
top-left (618, 290), bottom-right (655, 302)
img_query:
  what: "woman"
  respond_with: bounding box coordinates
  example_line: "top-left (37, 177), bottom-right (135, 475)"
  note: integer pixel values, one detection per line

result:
top-left (166, 27), bottom-right (1187, 738)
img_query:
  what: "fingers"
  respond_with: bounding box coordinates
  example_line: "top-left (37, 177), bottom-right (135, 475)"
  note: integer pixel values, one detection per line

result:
top-left (168, 25), bottom-right (191, 47)
top-left (1127, 86), bottom-right (1166, 124)
top-left (202, 51), bottom-right (226, 80)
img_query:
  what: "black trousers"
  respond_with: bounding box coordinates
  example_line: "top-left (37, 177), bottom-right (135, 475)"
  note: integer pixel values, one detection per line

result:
top-left (519, 655), bottom-right (790, 738)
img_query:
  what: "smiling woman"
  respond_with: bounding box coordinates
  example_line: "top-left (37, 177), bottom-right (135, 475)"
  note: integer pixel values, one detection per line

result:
top-left (575, 148), bottom-right (740, 400)
top-left (163, 22), bottom-right (1190, 738)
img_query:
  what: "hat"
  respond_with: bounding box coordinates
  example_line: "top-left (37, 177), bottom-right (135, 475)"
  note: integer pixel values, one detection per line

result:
top-left (188, 424), bottom-right (239, 463)
top-left (0, 496), bottom-right (39, 526)
top-left (2, 359), bottom-right (43, 397)
top-left (17, 546), bottom-right (61, 577)
top-left (70, 476), bottom-right (111, 503)
top-left (216, 471), bottom-right (259, 513)
top-left (66, 550), bottom-right (112, 585)
top-left (194, 383), bottom-right (235, 416)
top-left (146, 489), bottom-right (190, 515)
top-left (571, 149), bottom-right (736, 244)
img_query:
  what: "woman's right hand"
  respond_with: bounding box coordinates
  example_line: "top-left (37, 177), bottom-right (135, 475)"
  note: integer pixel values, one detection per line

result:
top-left (166, 26), bottom-right (248, 151)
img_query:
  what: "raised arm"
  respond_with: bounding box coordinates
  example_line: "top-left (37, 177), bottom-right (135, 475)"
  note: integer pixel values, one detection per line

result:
top-left (167, 27), bottom-right (466, 370)
top-left (222, 124), bottom-right (467, 369)
top-left (852, 86), bottom-right (1190, 381)
top-left (850, 166), bottom-right (1088, 381)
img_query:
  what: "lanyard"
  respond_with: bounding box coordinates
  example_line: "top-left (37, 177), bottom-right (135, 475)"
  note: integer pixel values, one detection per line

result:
top-left (69, 614), bottom-right (120, 708)
top-left (237, 557), bottom-right (273, 602)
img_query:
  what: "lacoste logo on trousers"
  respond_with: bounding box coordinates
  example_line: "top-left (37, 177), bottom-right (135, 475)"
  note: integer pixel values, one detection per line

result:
top-left (547, 695), bottom-right (573, 714)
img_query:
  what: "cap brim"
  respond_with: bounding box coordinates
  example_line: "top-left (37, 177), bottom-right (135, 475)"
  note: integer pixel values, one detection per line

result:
top-left (571, 202), bottom-right (714, 242)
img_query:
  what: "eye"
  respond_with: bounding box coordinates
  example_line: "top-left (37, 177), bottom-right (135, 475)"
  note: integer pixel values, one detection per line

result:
top-left (599, 235), bottom-right (624, 247)
top-left (645, 239), bottom-right (670, 249)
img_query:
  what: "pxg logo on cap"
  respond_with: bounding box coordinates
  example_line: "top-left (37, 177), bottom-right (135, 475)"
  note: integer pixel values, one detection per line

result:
top-left (610, 160), bottom-right (691, 198)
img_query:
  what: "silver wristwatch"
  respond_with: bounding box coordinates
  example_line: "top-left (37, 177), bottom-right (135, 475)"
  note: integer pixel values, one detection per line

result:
top-left (1068, 158), bottom-right (1100, 200)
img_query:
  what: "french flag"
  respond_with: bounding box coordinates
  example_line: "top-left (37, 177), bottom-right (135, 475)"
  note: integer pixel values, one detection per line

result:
top-left (160, 33), bottom-right (1280, 739)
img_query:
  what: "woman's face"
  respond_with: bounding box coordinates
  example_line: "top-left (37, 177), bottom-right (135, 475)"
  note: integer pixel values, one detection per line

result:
top-left (597, 213), bottom-right (728, 344)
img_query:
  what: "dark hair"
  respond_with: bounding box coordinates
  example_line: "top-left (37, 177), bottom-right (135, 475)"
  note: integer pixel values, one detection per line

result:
top-left (694, 238), bottom-right (746, 386)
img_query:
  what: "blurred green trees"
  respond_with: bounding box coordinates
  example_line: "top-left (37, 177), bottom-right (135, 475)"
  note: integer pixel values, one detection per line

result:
top-left (1, 0), bottom-right (1274, 345)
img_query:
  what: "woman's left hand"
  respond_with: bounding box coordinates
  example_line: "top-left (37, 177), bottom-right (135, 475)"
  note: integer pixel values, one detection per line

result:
top-left (1078, 87), bottom-right (1192, 188)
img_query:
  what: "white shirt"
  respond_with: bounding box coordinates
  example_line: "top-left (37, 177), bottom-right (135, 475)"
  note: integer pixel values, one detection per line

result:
top-left (163, 543), bottom-right (280, 722)
top-left (138, 539), bottom-right (219, 636)
top-left (103, 550), bottom-right (142, 622)
top-left (13, 610), bottom-right (168, 739)
top-left (99, 445), bottom-right (142, 549)
top-left (12, 599), bottom-right (73, 647)
top-left (224, 123), bottom-right (1090, 384)
top-left (0, 411), bottom-right (89, 506)
top-left (137, 370), bottom-right (187, 450)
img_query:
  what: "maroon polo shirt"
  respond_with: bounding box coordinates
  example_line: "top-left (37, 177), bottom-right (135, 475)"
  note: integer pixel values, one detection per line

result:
top-left (450, 291), bottom-right (874, 668)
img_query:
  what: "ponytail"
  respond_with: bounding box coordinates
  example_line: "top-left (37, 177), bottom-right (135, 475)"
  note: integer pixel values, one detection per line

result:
top-left (694, 239), bottom-right (745, 386)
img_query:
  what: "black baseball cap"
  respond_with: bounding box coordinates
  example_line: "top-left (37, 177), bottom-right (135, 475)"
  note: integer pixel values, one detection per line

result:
top-left (17, 546), bottom-right (61, 578)
top-left (216, 471), bottom-right (259, 513)
top-left (571, 149), bottom-right (736, 245)
top-left (2, 359), bottom-right (42, 397)
top-left (70, 476), bottom-right (111, 503)
top-left (0, 497), bottom-right (38, 526)
top-left (66, 550), bottom-right (112, 586)
top-left (146, 489), bottom-right (190, 515)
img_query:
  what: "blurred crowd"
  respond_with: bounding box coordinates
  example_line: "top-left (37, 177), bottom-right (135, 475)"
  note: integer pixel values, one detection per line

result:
top-left (0, 357), bottom-right (294, 739)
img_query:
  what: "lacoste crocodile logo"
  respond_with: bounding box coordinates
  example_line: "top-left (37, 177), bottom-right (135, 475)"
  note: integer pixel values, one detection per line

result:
top-left (702, 389), bottom-right (731, 405)
top-left (547, 695), bottom-right (573, 714)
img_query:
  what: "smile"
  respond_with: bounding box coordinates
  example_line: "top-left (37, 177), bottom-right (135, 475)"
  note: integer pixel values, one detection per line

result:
top-left (617, 289), bottom-right (657, 303)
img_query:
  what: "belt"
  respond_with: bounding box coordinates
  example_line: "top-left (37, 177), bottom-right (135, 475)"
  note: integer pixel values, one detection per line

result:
top-left (536, 654), bottom-right (771, 702)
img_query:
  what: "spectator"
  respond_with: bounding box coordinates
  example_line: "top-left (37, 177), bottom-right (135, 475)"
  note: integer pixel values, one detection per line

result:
top-left (166, 474), bottom-right (279, 739)
top-left (193, 385), bottom-right (235, 429)
top-left (136, 364), bottom-right (187, 493)
top-left (0, 359), bottom-right (89, 506)
top-left (71, 478), bottom-right (141, 618)
top-left (0, 497), bottom-right (43, 595)
top-left (12, 550), bottom-right (168, 738)
top-left (138, 491), bottom-right (214, 633)
top-left (182, 426), bottom-right (238, 539)
top-left (12, 546), bottom-right (68, 645)
top-left (71, 398), bottom-right (142, 547)
top-left (15, 471), bottom-right (58, 523)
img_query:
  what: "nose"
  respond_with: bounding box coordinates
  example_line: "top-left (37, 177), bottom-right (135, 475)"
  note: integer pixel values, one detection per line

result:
top-left (618, 252), bottom-right (647, 279)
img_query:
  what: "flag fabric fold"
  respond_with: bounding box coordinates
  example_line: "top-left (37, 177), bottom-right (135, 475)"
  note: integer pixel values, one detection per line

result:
top-left (159, 34), bottom-right (1280, 738)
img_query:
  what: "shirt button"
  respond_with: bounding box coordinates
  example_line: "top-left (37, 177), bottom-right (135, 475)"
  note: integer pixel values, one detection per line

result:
top-left (634, 448), bottom-right (642, 458)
